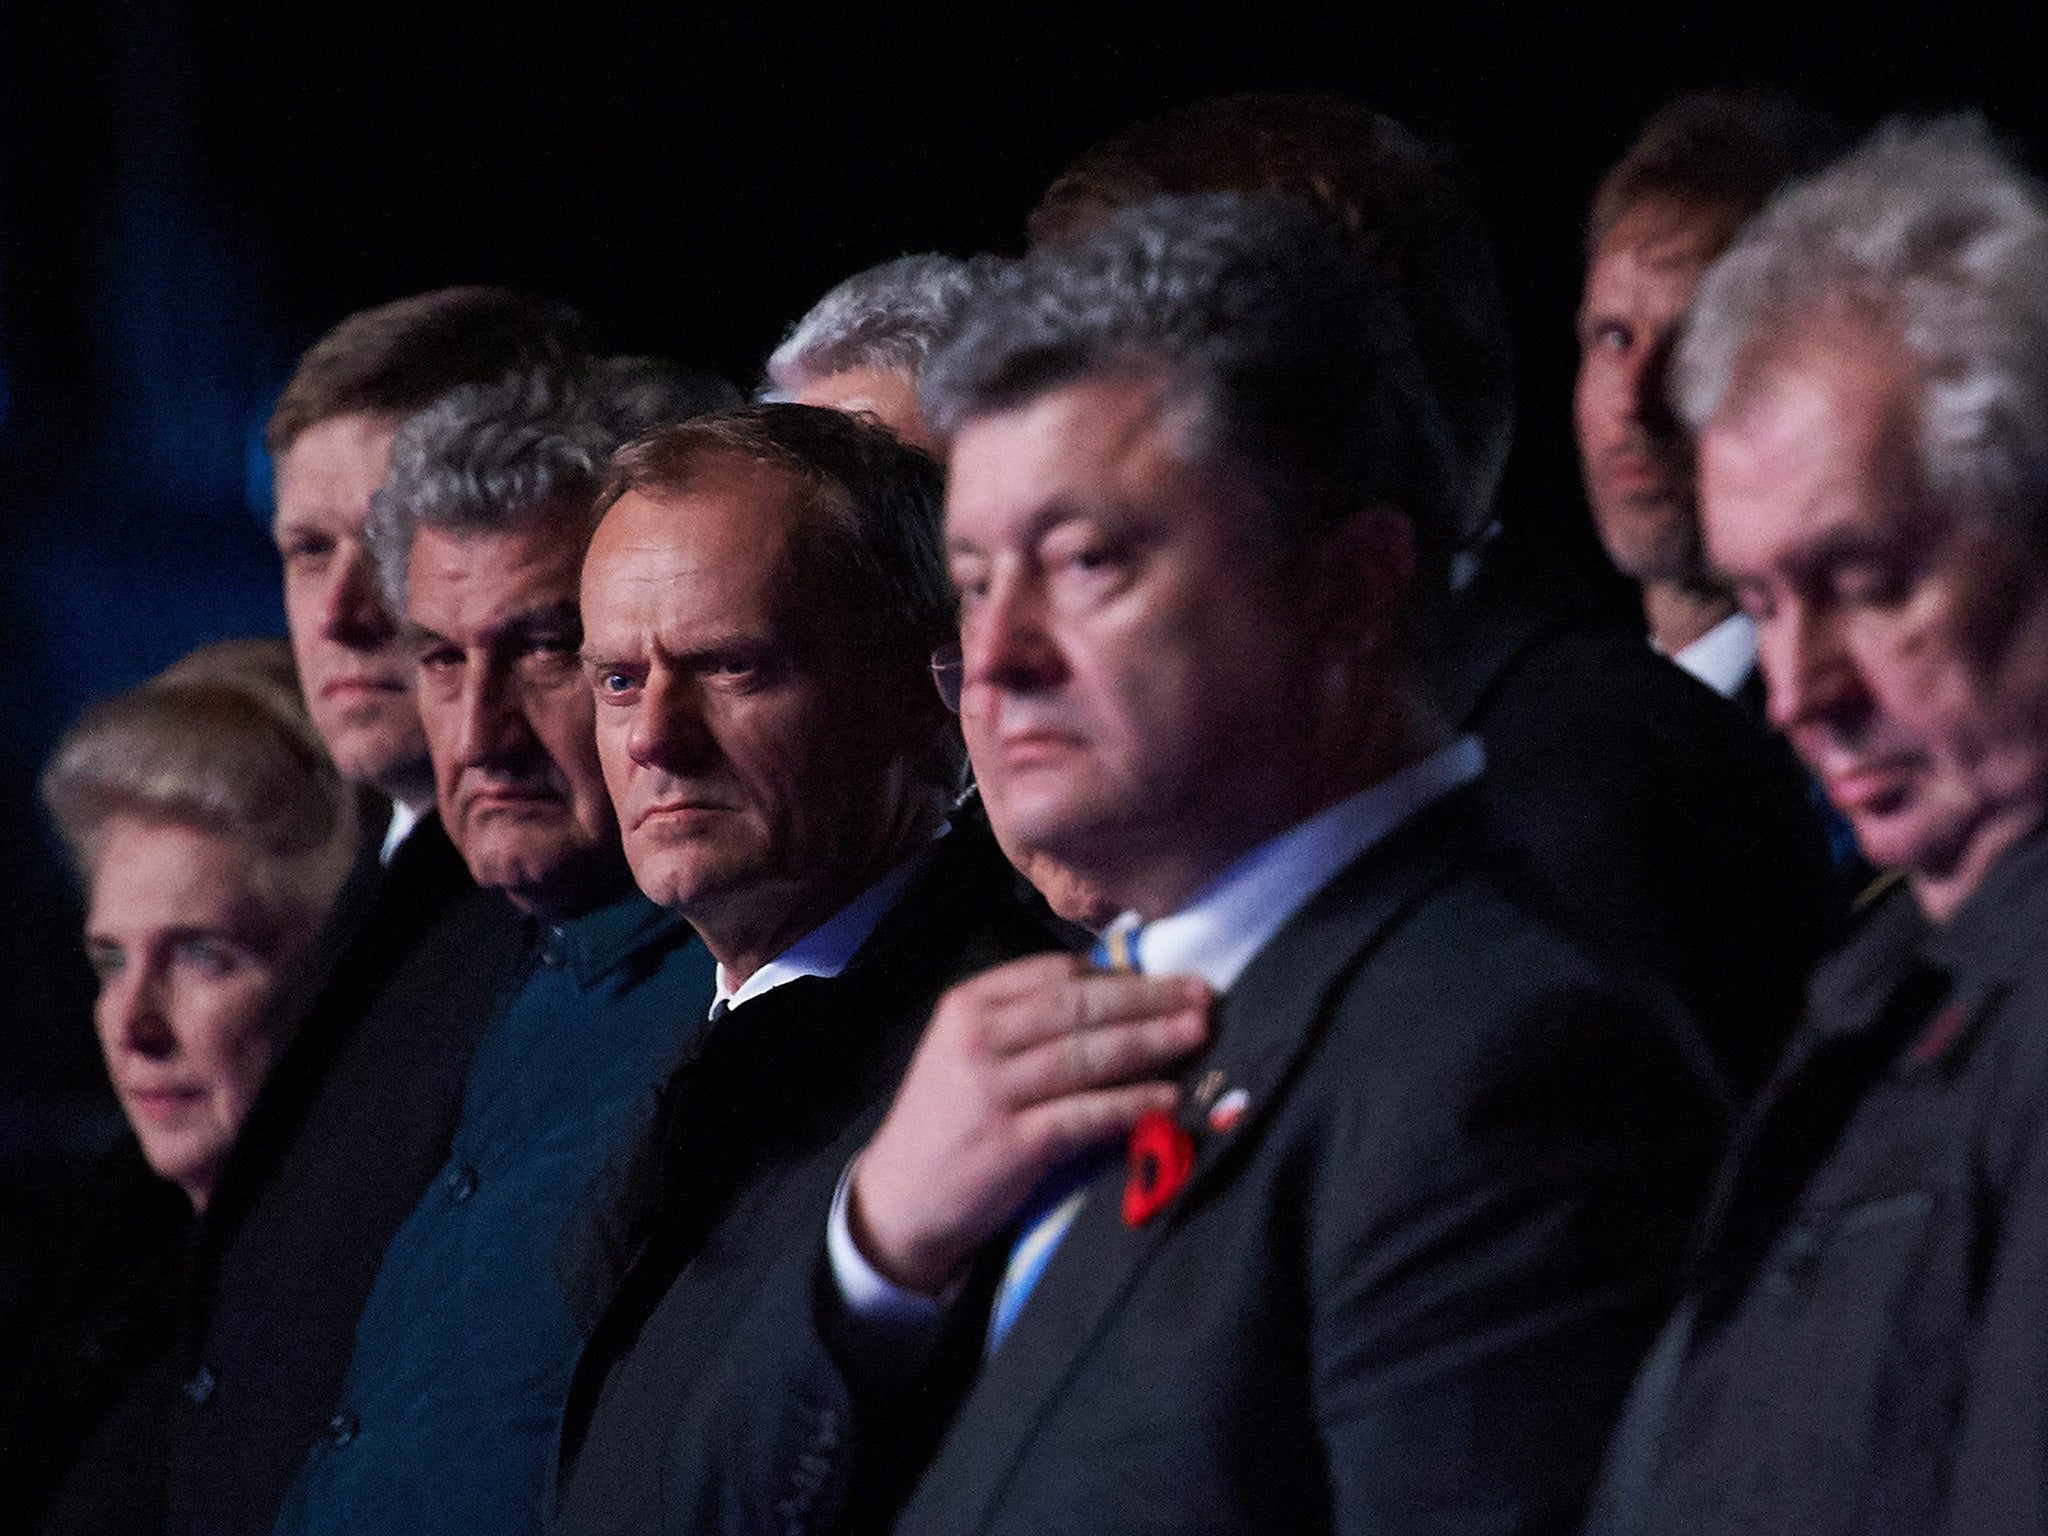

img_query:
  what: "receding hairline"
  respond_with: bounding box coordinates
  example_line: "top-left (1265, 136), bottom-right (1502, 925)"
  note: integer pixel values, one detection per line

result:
top-left (597, 443), bottom-right (815, 533)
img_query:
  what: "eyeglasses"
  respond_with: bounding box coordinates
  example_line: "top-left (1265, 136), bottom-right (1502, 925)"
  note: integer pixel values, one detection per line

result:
top-left (931, 643), bottom-right (963, 714)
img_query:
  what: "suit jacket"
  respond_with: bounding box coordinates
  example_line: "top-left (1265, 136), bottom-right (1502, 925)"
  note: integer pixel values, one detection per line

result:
top-left (1587, 824), bottom-right (2048, 1536)
top-left (548, 816), bottom-right (1060, 1536)
top-left (601, 787), bottom-right (1727, 1536)
top-left (1434, 551), bottom-right (1845, 1098)
top-left (0, 1139), bottom-right (189, 1535)
top-left (160, 813), bottom-right (529, 1536)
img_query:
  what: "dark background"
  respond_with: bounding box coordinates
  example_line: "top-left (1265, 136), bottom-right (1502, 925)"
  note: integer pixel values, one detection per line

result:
top-left (0, 0), bottom-right (2033, 1152)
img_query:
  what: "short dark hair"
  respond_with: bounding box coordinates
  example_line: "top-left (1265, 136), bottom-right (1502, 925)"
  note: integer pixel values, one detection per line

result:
top-left (1027, 93), bottom-right (1511, 543)
top-left (599, 403), bottom-right (954, 680)
top-left (266, 286), bottom-right (585, 455)
top-left (926, 192), bottom-right (1458, 591)
top-left (1588, 89), bottom-right (1848, 254)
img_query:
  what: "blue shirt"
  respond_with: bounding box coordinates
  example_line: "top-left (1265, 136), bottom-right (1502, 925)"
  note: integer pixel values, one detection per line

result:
top-left (273, 888), bottom-right (718, 1536)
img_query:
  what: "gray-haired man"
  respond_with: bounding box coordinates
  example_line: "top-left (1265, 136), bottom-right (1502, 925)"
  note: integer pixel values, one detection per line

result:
top-left (1586, 117), bottom-right (2048, 1536)
top-left (764, 253), bottom-right (1005, 454)
top-left (269, 360), bottom-right (728, 1536)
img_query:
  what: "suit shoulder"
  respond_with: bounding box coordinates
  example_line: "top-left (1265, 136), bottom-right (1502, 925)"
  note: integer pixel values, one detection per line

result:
top-left (1314, 861), bottom-right (1711, 1107)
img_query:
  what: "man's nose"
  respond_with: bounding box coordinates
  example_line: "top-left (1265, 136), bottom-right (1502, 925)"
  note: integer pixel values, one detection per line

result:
top-left (960, 571), bottom-right (1063, 702)
top-left (1630, 329), bottom-right (1683, 438)
top-left (453, 665), bottom-right (539, 770)
top-left (1763, 603), bottom-right (1866, 739)
top-left (624, 672), bottom-right (718, 774)
top-left (320, 542), bottom-right (398, 650)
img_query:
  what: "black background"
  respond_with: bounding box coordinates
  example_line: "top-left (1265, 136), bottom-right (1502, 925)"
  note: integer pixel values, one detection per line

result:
top-left (0, 0), bottom-right (2034, 1122)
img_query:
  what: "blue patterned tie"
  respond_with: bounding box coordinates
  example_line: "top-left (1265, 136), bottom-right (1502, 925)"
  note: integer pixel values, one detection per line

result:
top-left (985, 926), bottom-right (1136, 1353)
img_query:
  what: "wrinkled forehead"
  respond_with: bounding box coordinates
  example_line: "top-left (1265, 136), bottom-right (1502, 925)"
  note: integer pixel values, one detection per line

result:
top-left (943, 372), bottom-right (1227, 539)
top-left (583, 475), bottom-right (813, 634)
top-left (1698, 338), bottom-right (1936, 567)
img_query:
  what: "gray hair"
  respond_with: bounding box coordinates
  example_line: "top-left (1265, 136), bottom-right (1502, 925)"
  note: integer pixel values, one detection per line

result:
top-left (922, 191), bottom-right (1460, 573)
top-left (43, 639), bottom-right (358, 922)
top-left (1675, 115), bottom-right (2048, 546)
top-left (763, 254), bottom-right (1008, 396)
top-left (367, 357), bottom-right (738, 608)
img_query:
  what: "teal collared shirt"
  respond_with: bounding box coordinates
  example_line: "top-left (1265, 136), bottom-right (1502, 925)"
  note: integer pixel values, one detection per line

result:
top-left (273, 887), bottom-right (718, 1536)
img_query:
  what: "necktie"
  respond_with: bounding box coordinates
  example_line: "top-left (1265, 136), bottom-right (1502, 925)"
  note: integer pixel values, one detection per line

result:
top-left (985, 926), bottom-right (1136, 1353)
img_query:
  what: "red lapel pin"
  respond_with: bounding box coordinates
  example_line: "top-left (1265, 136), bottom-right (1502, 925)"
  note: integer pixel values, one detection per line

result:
top-left (1907, 998), bottom-right (1973, 1067)
top-left (1123, 1109), bottom-right (1196, 1227)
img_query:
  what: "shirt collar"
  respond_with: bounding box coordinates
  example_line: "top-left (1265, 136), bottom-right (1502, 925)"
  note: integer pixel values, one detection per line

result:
top-left (379, 800), bottom-right (423, 867)
top-left (713, 824), bottom-right (949, 1017)
top-left (1667, 612), bottom-right (1757, 700)
top-left (1102, 736), bottom-right (1486, 993)
top-left (536, 888), bottom-right (686, 990)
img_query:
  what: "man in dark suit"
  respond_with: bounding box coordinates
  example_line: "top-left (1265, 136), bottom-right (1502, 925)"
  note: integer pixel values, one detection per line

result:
top-left (1023, 93), bottom-right (1844, 1097)
top-left (1573, 91), bottom-right (1842, 705)
top-left (547, 406), bottom-right (1085, 1533)
top-left (161, 288), bottom-right (586, 1536)
top-left (1570, 94), bottom-right (1866, 884)
top-left (269, 359), bottom-right (732, 1536)
top-left (1585, 118), bottom-right (2048, 1536)
top-left (594, 194), bottom-right (1726, 1536)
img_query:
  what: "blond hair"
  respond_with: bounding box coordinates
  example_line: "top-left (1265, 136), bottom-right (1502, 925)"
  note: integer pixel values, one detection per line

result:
top-left (43, 639), bottom-right (359, 928)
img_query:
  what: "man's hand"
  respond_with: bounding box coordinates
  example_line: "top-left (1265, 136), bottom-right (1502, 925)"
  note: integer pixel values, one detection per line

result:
top-left (846, 953), bottom-right (1211, 1295)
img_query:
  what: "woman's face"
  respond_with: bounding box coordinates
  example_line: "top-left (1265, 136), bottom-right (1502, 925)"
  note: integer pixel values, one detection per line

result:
top-left (84, 818), bottom-right (306, 1209)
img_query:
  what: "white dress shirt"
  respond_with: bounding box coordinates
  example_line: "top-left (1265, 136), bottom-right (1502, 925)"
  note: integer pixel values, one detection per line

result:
top-left (708, 826), bottom-right (947, 1020)
top-left (1667, 612), bottom-right (1757, 701)
top-left (379, 800), bottom-right (423, 867)
top-left (827, 736), bottom-right (1488, 1327)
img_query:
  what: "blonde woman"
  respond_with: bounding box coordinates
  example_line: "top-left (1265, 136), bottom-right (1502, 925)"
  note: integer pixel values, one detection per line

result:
top-left (3, 639), bottom-right (355, 1532)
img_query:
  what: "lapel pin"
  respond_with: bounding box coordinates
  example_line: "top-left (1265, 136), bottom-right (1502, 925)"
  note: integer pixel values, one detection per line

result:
top-left (1207, 1086), bottom-right (1250, 1134)
top-left (1907, 998), bottom-right (1974, 1067)
top-left (1123, 1110), bottom-right (1196, 1226)
top-left (1192, 1069), bottom-right (1227, 1108)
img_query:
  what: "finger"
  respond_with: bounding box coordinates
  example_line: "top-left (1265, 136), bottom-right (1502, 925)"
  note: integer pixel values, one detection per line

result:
top-left (1013, 1081), bottom-right (1183, 1168)
top-left (999, 1009), bottom-right (1208, 1104)
top-left (951, 950), bottom-right (1097, 1003)
top-left (982, 971), bottom-right (1211, 1055)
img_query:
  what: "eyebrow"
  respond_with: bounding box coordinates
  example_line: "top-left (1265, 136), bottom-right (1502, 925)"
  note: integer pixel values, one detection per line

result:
top-left (944, 499), bottom-right (1124, 558)
top-left (1787, 524), bottom-right (1903, 578)
top-left (406, 600), bottom-right (582, 653)
top-left (494, 601), bottom-right (583, 641)
top-left (581, 633), bottom-right (778, 672)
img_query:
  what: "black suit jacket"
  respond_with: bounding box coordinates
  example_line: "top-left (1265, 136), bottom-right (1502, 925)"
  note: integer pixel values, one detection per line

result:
top-left (1588, 825), bottom-right (2048, 1536)
top-left (160, 812), bottom-right (529, 1536)
top-left (549, 818), bottom-right (1060, 1536)
top-left (1435, 554), bottom-right (1845, 1098)
top-left (602, 788), bottom-right (1727, 1536)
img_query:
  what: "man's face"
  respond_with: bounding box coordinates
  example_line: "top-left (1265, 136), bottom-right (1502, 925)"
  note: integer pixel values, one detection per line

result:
top-left (945, 376), bottom-right (1336, 914)
top-left (581, 465), bottom-right (928, 944)
top-left (1575, 197), bottom-right (1746, 585)
top-left (1701, 337), bottom-right (2048, 909)
top-left (790, 366), bottom-right (940, 455)
top-left (407, 513), bottom-right (621, 917)
top-left (274, 411), bottom-right (429, 799)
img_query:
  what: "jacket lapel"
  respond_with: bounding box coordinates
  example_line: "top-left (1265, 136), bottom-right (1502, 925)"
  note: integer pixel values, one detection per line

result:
top-left (899, 792), bottom-right (1483, 1536)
